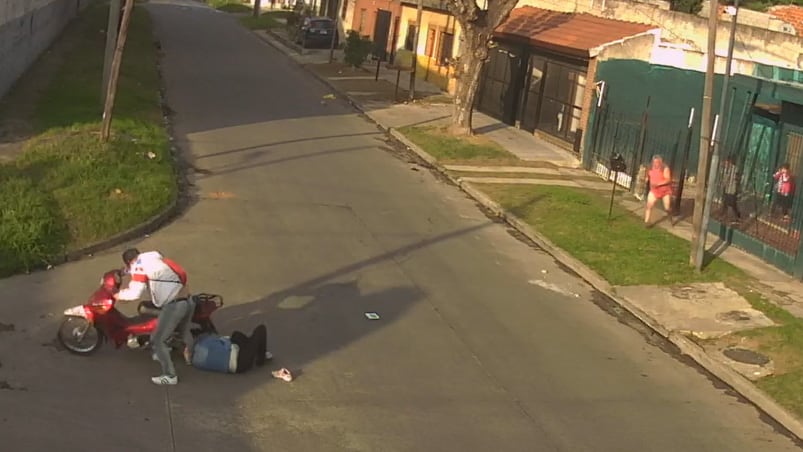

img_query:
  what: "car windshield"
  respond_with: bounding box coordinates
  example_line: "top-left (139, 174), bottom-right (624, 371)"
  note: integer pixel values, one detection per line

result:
top-left (310, 20), bottom-right (333, 29)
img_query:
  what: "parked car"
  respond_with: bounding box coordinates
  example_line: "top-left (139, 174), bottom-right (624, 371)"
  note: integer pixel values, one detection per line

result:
top-left (295, 16), bottom-right (338, 49)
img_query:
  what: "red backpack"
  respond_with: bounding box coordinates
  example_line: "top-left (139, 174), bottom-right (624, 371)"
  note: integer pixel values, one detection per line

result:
top-left (163, 257), bottom-right (188, 285)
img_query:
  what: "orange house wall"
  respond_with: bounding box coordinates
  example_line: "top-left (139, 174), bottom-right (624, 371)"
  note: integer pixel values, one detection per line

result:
top-left (349, 0), bottom-right (403, 53)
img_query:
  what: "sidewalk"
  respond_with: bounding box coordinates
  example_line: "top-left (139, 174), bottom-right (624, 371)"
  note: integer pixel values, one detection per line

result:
top-left (254, 25), bottom-right (803, 438)
top-left (254, 28), bottom-right (803, 313)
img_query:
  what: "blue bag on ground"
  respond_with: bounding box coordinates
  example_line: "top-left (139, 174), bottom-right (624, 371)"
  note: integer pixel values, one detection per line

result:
top-left (192, 333), bottom-right (235, 373)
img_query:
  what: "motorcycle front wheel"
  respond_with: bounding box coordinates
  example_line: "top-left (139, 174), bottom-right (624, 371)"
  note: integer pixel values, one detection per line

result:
top-left (57, 317), bottom-right (102, 355)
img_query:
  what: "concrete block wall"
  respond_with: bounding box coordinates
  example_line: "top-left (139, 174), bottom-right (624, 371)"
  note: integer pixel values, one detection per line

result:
top-left (0, 0), bottom-right (90, 100)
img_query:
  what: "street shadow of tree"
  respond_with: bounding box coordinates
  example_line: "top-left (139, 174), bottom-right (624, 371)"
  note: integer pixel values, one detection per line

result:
top-left (160, 222), bottom-right (490, 447)
top-left (215, 281), bottom-right (422, 378)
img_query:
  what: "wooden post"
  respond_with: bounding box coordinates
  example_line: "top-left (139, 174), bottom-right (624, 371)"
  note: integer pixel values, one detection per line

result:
top-left (100, 0), bottom-right (135, 143)
top-left (690, 0), bottom-right (719, 269)
top-left (699, 0), bottom-right (741, 266)
top-left (329, 2), bottom-right (338, 63)
top-left (102, 0), bottom-right (122, 103)
top-left (408, 0), bottom-right (423, 102)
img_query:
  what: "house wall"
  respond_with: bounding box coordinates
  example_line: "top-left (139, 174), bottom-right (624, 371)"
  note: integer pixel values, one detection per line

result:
top-left (0, 0), bottom-right (90, 100)
top-left (341, 0), bottom-right (357, 31)
top-left (518, 0), bottom-right (803, 72)
top-left (397, 5), bottom-right (461, 93)
top-left (350, 0), bottom-right (401, 41)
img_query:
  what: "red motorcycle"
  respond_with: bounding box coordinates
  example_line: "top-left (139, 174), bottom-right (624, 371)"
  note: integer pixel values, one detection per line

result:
top-left (57, 269), bottom-right (222, 355)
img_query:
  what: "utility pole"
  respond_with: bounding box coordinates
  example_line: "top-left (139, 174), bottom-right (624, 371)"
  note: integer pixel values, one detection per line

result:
top-left (698, 0), bottom-right (741, 270)
top-left (408, 0), bottom-right (423, 102)
top-left (100, 0), bottom-right (135, 143)
top-left (329, 0), bottom-right (339, 63)
top-left (253, 0), bottom-right (262, 17)
top-left (102, 0), bottom-right (122, 103)
top-left (690, 0), bottom-right (719, 270)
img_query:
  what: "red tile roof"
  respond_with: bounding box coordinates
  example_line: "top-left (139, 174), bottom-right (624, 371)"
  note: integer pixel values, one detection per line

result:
top-left (494, 6), bottom-right (658, 58)
top-left (769, 5), bottom-right (803, 36)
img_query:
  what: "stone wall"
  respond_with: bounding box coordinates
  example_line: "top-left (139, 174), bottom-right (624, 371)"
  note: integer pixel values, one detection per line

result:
top-left (0, 0), bottom-right (91, 100)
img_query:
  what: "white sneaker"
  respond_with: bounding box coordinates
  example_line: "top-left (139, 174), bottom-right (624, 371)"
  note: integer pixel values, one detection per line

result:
top-left (151, 375), bottom-right (178, 385)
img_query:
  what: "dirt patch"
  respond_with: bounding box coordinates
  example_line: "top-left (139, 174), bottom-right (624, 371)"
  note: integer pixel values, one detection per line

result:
top-left (0, 322), bottom-right (15, 333)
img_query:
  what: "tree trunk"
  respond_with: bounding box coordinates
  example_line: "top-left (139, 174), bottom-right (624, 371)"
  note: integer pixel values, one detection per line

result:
top-left (449, 27), bottom-right (487, 136)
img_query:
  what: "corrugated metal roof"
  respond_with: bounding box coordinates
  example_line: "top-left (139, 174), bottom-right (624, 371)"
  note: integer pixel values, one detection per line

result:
top-left (494, 6), bottom-right (658, 58)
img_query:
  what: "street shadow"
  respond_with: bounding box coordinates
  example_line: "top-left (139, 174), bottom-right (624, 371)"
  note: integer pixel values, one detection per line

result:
top-left (215, 281), bottom-right (422, 378)
top-left (702, 238), bottom-right (731, 269)
top-left (193, 131), bottom-right (380, 161)
top-left (193, 144), bottom-right (380, 180)
top-left (159, 221), bottom-right (491, 446)
top-left (473, 123), bottom-right (507, 135)
top-left (0, 221), bottom-right (492, 449)
top-left (190, 221), bottom-right (493, 377)
top-left (506, 194), bottom-right (547, 219)
top-left (401, 115), bottom-right (451, 129)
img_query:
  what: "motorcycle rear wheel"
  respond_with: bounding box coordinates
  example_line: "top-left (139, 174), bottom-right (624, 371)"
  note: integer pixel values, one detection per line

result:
top-left (57, 317), bottom-right (102, 355)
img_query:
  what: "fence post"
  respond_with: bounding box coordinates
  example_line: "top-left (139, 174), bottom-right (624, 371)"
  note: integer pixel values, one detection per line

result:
top-left (585, 102), bottom-right (602, 170)
top-left (630, 97), bottom-right (650, 194)
top-left (674, 108), bottom-right (695, 214)
top-left (586, 83), bottom-right (606, 171)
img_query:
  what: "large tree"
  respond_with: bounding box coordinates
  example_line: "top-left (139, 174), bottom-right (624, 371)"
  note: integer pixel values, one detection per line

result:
top-left (445, 0), bottom-right (518, 136)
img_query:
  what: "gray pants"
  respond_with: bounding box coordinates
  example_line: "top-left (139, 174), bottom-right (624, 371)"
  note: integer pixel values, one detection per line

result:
top-left (151, 297), bottom-right (195, 377)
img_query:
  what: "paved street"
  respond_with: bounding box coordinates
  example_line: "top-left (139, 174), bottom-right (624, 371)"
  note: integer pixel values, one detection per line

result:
top-left (0, 1), bottom-right (800, 450)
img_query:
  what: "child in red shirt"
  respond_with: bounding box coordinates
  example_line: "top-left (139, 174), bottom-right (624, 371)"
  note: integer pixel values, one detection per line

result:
top-left (773, 163), bottom-right (795, 221)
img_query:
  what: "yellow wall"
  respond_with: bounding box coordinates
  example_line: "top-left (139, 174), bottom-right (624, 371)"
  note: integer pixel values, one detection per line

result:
top-left (396, 6), bottom-right (461, 93)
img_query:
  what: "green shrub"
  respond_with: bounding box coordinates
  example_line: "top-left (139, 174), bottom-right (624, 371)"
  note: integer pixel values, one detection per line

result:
top-left (343, 31), bottom-right (373, 68)
top-left (669, 0), bottom-right (703, 14)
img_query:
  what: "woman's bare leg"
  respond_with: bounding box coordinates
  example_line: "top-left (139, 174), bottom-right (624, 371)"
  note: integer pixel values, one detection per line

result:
top-left (645, 192), bottom-right (657, 224)
top-left (661, 195), bottom-right (672, 213)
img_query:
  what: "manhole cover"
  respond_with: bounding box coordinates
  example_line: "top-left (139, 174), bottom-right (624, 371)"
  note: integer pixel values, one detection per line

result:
top-left (717, 310), bottom-right (751, 322)
top-left (723, 347), bottom-right (770, 366)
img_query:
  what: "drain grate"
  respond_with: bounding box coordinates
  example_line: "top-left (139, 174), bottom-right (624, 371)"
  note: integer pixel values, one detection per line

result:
top-left (717, 310), bottom-right (752, 322)
top-left (723, 347), bottom-right (770, 366)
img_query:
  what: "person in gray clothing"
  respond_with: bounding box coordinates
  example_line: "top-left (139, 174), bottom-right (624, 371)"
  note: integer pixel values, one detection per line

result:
top-left (720, 155), bottom-right (741, 222)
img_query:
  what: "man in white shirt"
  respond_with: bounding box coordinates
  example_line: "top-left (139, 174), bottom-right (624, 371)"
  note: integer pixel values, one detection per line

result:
top-left (115, 248), bottom-right (194, 385)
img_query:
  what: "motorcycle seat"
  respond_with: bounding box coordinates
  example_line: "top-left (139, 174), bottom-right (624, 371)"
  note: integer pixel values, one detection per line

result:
top-left (137, 301), bottom-right (160, 317)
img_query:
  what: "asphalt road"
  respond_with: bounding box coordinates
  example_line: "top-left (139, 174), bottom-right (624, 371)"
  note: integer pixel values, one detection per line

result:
top-left (0, 2), bottom-right (800, 451)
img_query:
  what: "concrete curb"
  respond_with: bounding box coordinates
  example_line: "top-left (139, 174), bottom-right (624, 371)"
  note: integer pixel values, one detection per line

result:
top-left (59, 197), bottom-right (180, 264)
top-left (391, 127), bottom-right (803, 442)
top-left (253, 26), bottom-right (803, 441)
top-left (254, 30), bottom-right (382, 119)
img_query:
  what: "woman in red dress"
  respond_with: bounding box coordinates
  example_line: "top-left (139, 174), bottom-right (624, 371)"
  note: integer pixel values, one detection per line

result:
top-left (645, 155), bottom-right (673, 227)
